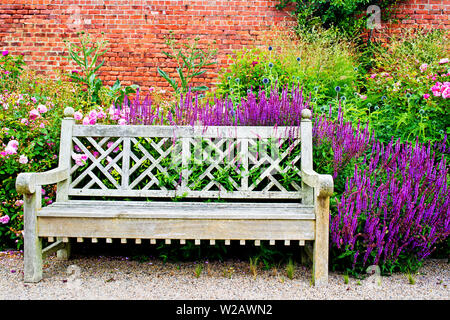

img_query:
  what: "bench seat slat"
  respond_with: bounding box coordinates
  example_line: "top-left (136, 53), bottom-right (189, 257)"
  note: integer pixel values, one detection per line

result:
top-left (38, 201), bottom-right (315, 220)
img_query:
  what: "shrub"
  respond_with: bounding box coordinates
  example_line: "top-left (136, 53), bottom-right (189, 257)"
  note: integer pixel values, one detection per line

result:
top-left (0, 50), bottom-right (26, 92)
top-left (0, 54), bottom-right (84, 249)
top-left (216, 27), bottom-right (361, 110)
top-left (276, 0), bottom-right (402, 37)
top-left (361, 30), bottom-right (449, 144)
top-left (330, 137), bottom-right (449, 275)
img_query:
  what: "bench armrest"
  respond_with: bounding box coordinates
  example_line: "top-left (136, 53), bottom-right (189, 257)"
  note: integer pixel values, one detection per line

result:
top-left (16, 167), bottom-right (69, 195)
top-left (301, 168), bottom-right (334, 198)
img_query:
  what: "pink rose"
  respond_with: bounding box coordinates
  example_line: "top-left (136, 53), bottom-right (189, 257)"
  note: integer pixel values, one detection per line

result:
top-left (82, 117), bottom-right (90, 125)
top-left (74, 111), bottom-right (83, 120)
top-left (0, 215), bottom-right (10, 224)
top-left (439, 58), bottom-right (449, 65)
top-left (29, 109), bottom-right (40, 120)
top-left (19, 154), bottom-right (28, 164)
top-left (442, 87), bottom-right (450, 99)
top-left (423, 93), bottom-right (430, 99)
top-left (7, 140), bottom-right (19, 149)
top-left (97, 110), bottom-right (106, 119)
top-left (88, 110), bottom-right (98, 119)
top-left (20, 118), bottom-right (28, 125)
top-left (37, 104), bottom-right (47, 113)
top-left (419, 63), bottom-right (427, 72)
top-left (4, 145), bottom-right (17, 155)
top-left (89, 117), bottom-right (97, 125)
top-left (14, 200), bottom-right (24, 207)
top-left (72, 153), bottom-right (88, 166)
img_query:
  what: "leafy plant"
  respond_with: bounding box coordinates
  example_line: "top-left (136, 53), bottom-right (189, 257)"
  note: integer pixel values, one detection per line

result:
top-left (276, 0), bottom-right (402, 38)
top-left (249, 256), bottom-right (259, 279)
top-left (99, 79), bottom-right (139, 107)
top-left (158, 32), bottom-right (217, 100)
top-left (63, 31), bottom-right (109, 106)
top-left (194, 263), bottom-right (203, 278)
top-left (285, 259), bottom-right (295, 280)
top-left (0, 50), bottom-right (26, 92)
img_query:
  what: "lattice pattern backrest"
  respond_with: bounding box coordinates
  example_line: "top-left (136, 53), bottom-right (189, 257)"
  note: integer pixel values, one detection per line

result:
top-left (67, 125), bottom-right (304, 199)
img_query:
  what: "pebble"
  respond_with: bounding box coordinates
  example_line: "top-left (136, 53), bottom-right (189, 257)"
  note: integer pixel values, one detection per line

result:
top-left (0, 251), bottom-right (448, 300)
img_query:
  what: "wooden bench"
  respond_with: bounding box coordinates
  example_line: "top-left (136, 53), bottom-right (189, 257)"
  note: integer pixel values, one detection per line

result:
top-left (16, 107), bottom-right (333, 285)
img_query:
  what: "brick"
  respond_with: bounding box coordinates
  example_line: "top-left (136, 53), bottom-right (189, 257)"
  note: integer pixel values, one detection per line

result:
top-left (0, 0), bottom-right (448, 90)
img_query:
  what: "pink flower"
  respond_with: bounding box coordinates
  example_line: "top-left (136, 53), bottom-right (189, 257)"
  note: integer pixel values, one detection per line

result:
top-left (0, 215), bottom-right (10, 224)
top-left (423, 93), bottom-right (430, 99)
top-left (20, 118), bottom-right (28, 125)
top-left (37, 104), bottom-right (47, 113)
top-left (7, 140), bottom-right (19, 149)
top-left (89, 117), bottom-right (97, 125)
top-left (360, 95), bottom-right (367, 100)
top-left (118, 118), bottom-right (127, 125)
top-left (442, 87), bottom-right (450, 99)
top-left (439, 58), bottom-right (449, 65)
top-left (74, 111), bottom-right (83, 120)
top-left (97, 110), bottom-right (106, 119)
top-left (4, 145), bottom-right (16, 155)
top-left (72, 153), bottom-right (88, 166)
top-left (419, 63), bottom-right (428, 72)
top-left (370, 74), bottom-right (377, 79)
top-left (29, 109), bottom-right (40, 120)
top-left (88, 110), bottom-right (98, 119)
top-left (39, 123), bottom-right (45, 128)
top-left (14, 200), bottom-right (24, 207)
top-left (82, 117), bottom-right (90, 125)
top-left (1, 50), bottom-right (8, 57)
top-left (19, 154), bottom-right (28, 164)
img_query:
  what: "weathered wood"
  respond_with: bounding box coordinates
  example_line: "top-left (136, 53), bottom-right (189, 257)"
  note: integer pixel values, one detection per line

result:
top-left (73, 125), bottom-right (300, 139)
top-left (16, 167), bottom-right (69, 195)
top-left (38, 202), bottom-right (315, 220)
top-left (56, 108), bottom-right (75, 202)
top-left (17, 110), bottom-right (333, 286)
top-left (313, 196), bottom-right (330, 286)
top-left (42, 240), bottom-right (66, 259)
top-left (23, 193), bottom-right (42, 283)
top-left (56, 237), bottom-right (71, 260)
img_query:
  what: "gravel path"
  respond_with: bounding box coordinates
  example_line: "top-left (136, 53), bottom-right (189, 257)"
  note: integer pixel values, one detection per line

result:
top-left (0, 250), bottom-right (448, 300)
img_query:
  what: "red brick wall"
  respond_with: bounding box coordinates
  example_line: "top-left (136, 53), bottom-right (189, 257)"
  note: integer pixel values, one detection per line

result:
top-left (0, 0), bottom-right (448, 94)
top-left (0, 0), bottom-right (295, 94)
top-left (370, 0), bottom-right (449, 41)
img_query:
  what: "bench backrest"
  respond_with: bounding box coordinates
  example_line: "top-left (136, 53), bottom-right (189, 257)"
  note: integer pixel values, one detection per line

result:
top-left (56, 108), bottom-right (314, 202)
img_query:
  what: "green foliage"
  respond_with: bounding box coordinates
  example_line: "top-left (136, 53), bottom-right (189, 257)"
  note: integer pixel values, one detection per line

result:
top-left (217, 27), bottom-right (361, 110)
top-left (360, 29), bottom-right (450, 144)
top-left (158, 32), bottom-right (217, 100)
top-left (63, 31), bottom-right (109, 106)
top-left (285, 259), bottom-right (295, 280)
top-left (99, 79), bottom-right (139, 107)
top-left (0, 51), bottom-right (26, 92)
top-left (276, 0), bottom-right (402, 37)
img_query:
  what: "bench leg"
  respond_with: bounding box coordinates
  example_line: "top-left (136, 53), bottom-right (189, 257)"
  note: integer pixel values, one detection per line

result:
top-left (23, 193), bottom-right (43, 283)
top-left (56, 238), bottom-right (71, 260)
top-left (313, 196), bottom-right (329, 286)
